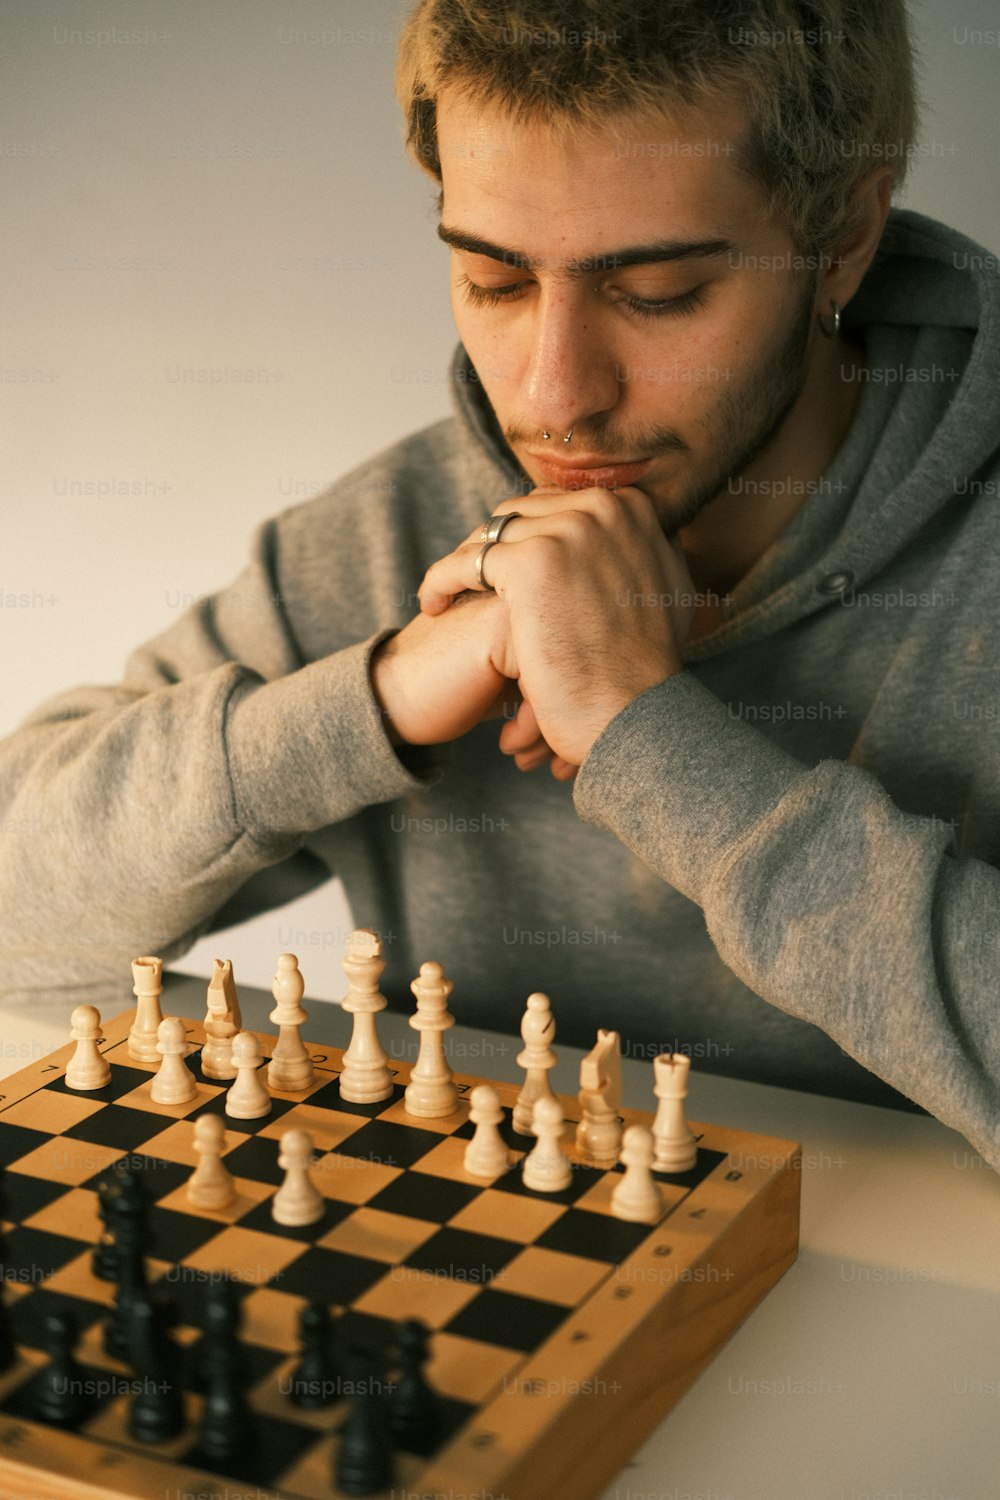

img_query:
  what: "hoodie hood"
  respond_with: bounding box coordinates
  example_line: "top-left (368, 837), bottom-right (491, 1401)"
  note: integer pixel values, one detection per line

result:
top-left (448, 208), bottom-right (1000, 653)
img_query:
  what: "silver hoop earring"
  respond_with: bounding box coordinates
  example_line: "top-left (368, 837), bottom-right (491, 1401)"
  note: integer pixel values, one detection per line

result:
top-left (818, 302), bottom-right (842, 339)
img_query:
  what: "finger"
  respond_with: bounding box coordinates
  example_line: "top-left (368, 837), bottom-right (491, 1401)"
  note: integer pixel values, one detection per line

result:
top-left (418, 543), bottom-right (486, 613)
top-left (514, 744), bottom-right (553, 772)
top-left (549, 756), bottom-right (579, 781)
top-left (498, 695), bottom-right (542, 754)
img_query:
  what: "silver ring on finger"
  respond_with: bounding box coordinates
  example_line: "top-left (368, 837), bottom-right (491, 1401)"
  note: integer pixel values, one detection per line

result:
top-left (475, 541), bottom-right (497, 592)
top-left (480, 510), bottom-right (522, 545)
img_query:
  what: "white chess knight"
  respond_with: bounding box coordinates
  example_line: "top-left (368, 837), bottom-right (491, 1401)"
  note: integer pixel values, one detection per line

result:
top-left (150, 1016), bottom-right (198, 1105)
top-left (186, 1113), bottom-right (236, 1211)
top-left (272, 1128), bottom-right (324, 1227)
top-left (576, 1029), bottom-right (623, 1168)
top-left (201, 958), bottom-right (241, 1081)
top-left (338, 928), bottom-right (393, 1104)
top-left (225, 1031), bottom-right (271, 1119)
top-left (266, 953), bottom-right (315, 1093)
top-left (463, 1085), bottom-right (511, 1178)
top-left (652, 1052), bottom-right (698, 1173)
top-left (513, 993), bottom-right (559, 1135)
top-left (522, 1096), bottom-right (573, 1193)
top-left (65, 1005), bottom-right (112, 1091)
top-left (404, 960), bottom-right (459, 1118)
top-left (611, 1125), bottom-right (664, 1224)
top-left (129, 955), bottom-right (164, 1063)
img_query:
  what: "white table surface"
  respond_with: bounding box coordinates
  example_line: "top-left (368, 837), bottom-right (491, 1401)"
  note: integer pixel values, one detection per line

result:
top-left (5, 973), bottom-right (998, 1500)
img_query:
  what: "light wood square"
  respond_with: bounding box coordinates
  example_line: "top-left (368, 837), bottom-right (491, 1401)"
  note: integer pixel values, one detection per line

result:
top-left (574, 1170), bottom-right (686, 1219)
top-left (0, 1091), bottom-right (104, 1133)
top-left (493, 1245), bottom-right (610, 1306)
top-left (156, 1176), bottom-right (274, 1225)
top-left (183, 1225), bottom-right (308, 1285)
top-left (24, 1186), bottom-right (102, 1242)
top-left (410, 1134), bottom-right (522, 1184)
top-left (311, 1152), bottom-right (402, 1206)
top-left (112, 1077), bottom-right (223, 1119)
top-left (352, 1265), bottom-right (479, 1328)
top-left (319, 1207), bottom-right (439, 1264)
top-left (377, 1095), bottom-right (470, 1134)
top-left (239, 1284), bottom-right (305, 1353)
top-left (8, 1135), bottom-right (123, 1187)
top-left (447, 1189), bottom-right (565, 1243)
top-left (257, 1103), bottom-right (368, 1152)
top-left (133, 1117), bottom-right (248, 1167)
top-left (422, 1330), bottom-right (525, 1404)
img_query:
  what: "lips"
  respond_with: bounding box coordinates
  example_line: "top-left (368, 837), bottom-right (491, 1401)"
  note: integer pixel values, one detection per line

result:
top-left (531, 455), bottom-right (653, 490)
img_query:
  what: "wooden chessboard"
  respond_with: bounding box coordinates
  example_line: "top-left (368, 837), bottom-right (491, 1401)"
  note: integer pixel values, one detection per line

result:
top-left (0, 1009), bottom-right (800, 1500)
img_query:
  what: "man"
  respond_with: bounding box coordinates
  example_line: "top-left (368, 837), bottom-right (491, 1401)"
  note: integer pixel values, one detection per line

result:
top-left (2, 2), bottom-right (1000, 1168)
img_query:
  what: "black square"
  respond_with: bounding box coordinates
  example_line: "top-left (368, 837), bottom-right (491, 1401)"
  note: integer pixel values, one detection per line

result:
top-left (0, 1123), bottom-right (53, 1169)
top-left (403, 1227), bottom-right (522, 1282)
top-left (148, 1206), bottom-right (236, 1263)
top-left (535, 1208), bottom-right (652, 1263)
top-left (187, 1093), bottom-right (298, 1134)
top-left (444, 1288), bottom-right (568, 1352)
top-left (452, 1108), bottom-right (524, 1153)
top-left (491, 1161), bottom-right (605, 1208)
top-left (305, 1078), bottom-right (406, 1117)
top-left (182, 1409), bottom-right (320, 1487)
top-left (220, 1134), bottom-right (284, 1186)
top-left (3, 1173), bottom-right (67, 1225)
top-left (653, 1145), bottom-right (727, 1190)
top-left (62, 1106), bottom-right (173, 1152)
top-left (237, 1195), bottom-right (351, 1243)
top-left (272, 1245), bottom-right (389, 1306)
top-left (81, 1153), bottom-right (191, 1201)
top-left (43, 1063), bottom-right (152, 1102)
top-left (333, 1120), bottom-right (441, 1171)
top-left (365, 1172), bottom-right (481, 1225)
top-left (8, 1286), bottom-right (107, 1350)
top-left (4, 1225), bottom-right (92, 1283)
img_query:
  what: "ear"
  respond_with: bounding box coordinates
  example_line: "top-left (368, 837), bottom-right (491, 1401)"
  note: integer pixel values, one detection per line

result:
top-left (818, 168), bottom-right (893, 315)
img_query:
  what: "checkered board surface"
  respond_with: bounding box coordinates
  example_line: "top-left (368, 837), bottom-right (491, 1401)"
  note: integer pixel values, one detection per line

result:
top-left (0, 1010), bottom-right (799, 1500)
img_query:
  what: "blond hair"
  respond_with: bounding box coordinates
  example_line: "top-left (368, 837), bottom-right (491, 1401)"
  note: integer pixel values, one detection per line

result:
top-left (396, 0), bottom-right (918, 255)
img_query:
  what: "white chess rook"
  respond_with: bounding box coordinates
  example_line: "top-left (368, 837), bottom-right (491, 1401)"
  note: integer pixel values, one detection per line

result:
top-left (65, 1005), bottom-right (112, 1091)
top-left (272, 1128), bottom-right (324, 1227)
top-left (612, 1125), bottom-right (664, 1224)
top-left (225, 1031), bottom-right (271, 1119)
top-left (463, 1085), bottom-right (511, 1178)
top-left (338, 928), bottom-right (393, 1104)
top-left (405, 960), bottom-right (459, 1118)
top-left (201, 958), bottom-right (240, 1080)
top-left (151, 1016), bottom-right (198, 1105)
top-left (129, 956), bottom-right (164, 1063)
top-left (522, 1096), bottom-right (573, 1193)
top-left (267, 953), bottom-right (315, 1093)
top-left (652, 1052), bottom-right (698, 1173)
top-left (513, 992), bottom-right (558, 1135)
top-left (187, 1114), bottom-right (236, 1211)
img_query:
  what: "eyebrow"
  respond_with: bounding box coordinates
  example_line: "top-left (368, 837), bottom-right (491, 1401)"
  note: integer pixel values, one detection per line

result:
top-left (436, 223), bottom-right (735, 274)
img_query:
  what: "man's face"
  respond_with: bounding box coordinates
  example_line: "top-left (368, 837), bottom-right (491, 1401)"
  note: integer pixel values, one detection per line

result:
top-left (436, 92), bottom-right (821, 535)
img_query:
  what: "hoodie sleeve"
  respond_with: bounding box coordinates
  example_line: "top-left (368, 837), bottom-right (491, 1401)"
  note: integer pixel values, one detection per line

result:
top-left (0, 517), bottom-right (438, 1004)
top-left (573, 671), bottom-right (1000, 1171)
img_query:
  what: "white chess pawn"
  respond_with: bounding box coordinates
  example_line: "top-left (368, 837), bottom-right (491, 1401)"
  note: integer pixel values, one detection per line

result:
top-left (65, 1005), bottom-right (111, 1091)
top-left (463, 1085), bottom-right (511, 1178)
top-left (522, 1096), bottom-right (573, 1193)
top-left (186, 1114), bottom-right (236, 1211)
top-left (611, 1125), bottom-right (664, 1224)
top-left (272, 1129), bottom-right (324, 1227)
top-left (652, 1052), bottom-right (698, 1173)
top-left (150, 1016), bottom-right (198, 1105)
top-left (225, 1032), bottom-right (271, 1119)
top-left (404, 960), bottom-right (459, 1118)
top-left (513, 993), bottom-right (558, 1135)
top-left (266, 953), bottom-right (315, 1093)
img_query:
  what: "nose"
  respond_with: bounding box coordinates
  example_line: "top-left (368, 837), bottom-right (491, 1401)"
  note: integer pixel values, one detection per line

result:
top-left (521, 284), bottom-right (621, 438)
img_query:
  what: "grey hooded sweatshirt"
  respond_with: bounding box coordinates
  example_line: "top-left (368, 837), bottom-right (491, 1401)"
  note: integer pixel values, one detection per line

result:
top-left (2, 208), bottom-right (999, 1166)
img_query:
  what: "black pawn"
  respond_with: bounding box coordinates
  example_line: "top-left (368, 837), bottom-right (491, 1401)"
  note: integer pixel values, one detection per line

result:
top-left (335, 1346), bottom-right (393, 1497)
top-left (388, 1319), bottom-right (442, 1456)
top-left (287, 1301), bottom-right (339, 1409)
top-left (31, 1310), bottom-right (90, 1427)
top-left (128, 1293), bottom-right (185, 1443)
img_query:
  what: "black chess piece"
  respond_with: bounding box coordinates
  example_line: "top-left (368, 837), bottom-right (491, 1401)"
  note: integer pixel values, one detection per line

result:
top-left (287, 1300), bottom-right (339, 1409)
top-left (30, 1310), bottom-right (90, 1427)
top-left (91, 1173), bottom-right (121, 1282)
top-left (193, 1277), bottom-right (254, 1465)
top-left (388, 1318), bottom-right (443, 1456)
top-left (127, 1291), bottom-right (185, 1442)
top-left (335, 1345), bottom-right (393, 1497)
top-left (103, 1166), bottom-right (152, 1362)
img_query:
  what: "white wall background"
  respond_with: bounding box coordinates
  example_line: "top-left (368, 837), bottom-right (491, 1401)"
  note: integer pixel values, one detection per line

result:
top-left (2, 0), bottom-right (998, 999)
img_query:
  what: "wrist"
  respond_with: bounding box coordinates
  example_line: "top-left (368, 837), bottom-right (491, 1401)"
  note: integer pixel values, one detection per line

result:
top-left (370, 638), bottom-right (405, 748)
